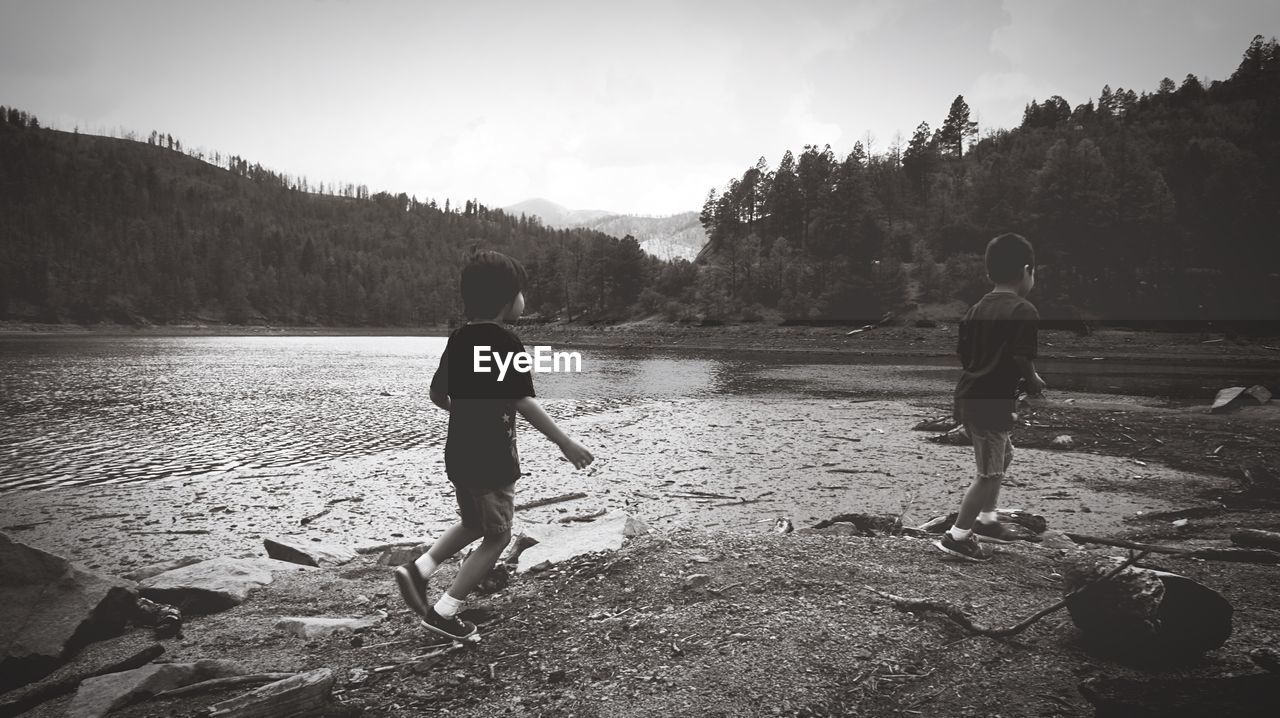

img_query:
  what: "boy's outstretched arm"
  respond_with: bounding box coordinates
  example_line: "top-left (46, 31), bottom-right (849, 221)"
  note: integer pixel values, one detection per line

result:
top-left (514, 396), bottom-right (594, 469)
top-left (1013, 356), bottom-right (1047, 395)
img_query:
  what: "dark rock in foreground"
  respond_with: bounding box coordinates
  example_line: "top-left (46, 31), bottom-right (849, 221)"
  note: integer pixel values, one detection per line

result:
top-left (0, 532), bottom-right (137, 693)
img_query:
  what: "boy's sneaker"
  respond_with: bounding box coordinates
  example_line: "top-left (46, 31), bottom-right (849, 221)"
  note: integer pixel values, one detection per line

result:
top-left (933, 533), bottom-right (992, 562)
top-left (421, 608), bottom-right (480, 642)
top-left (972, 520), bottom-right (1020, 544)
top-left (393, 564), bottom-right (431, 618)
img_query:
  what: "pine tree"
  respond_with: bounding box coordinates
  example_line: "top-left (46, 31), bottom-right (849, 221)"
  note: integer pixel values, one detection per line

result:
top-left (939, 95), bottom-right (978, 158)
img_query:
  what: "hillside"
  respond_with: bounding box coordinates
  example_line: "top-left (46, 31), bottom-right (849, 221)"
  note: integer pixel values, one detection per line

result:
top-left (0, 119), bottom-right (678, 326)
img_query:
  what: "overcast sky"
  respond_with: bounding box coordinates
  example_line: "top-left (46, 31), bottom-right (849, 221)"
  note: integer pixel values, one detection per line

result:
top-left (2, 0), bottom-right (1277, 216)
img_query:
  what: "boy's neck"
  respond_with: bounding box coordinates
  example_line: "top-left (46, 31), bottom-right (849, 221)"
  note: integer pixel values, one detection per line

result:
top-left (990, 283), bottom-right (1022, 295)
top-left (468, 318), bottom-right (506, 325)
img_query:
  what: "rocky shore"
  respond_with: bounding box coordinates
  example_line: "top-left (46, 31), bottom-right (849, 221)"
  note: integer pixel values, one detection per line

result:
top-left (2, 321), bottom-right (1278, 716)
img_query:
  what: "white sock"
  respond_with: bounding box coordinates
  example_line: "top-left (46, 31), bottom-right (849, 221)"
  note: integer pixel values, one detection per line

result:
top-left (434, 593), bottom-right (464, 619)
top-left (412, 553), bottom-right (440, 578)
top-left (948, 525), bottom-right (973, 541)
top-left (977, 511), bottom-right (999, 524)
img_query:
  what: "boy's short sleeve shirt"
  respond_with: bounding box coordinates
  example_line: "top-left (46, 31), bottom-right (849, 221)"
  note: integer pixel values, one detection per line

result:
top-left (953, 292), bottom-right (1039, 430)
top-left (431, 323), bottom-right (535, 488)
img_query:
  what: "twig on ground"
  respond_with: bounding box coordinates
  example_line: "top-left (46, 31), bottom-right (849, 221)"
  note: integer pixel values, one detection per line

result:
top-left (668, 490), bottom-right (740, 500)
top-left (864, 551), bottom-right (1149, 638)
top-left (355, 638), bottom-right (416, 650)
top-left (299, 508), bottom-right (330, 525)
top-left (515, 492), bottom-right (587, 511)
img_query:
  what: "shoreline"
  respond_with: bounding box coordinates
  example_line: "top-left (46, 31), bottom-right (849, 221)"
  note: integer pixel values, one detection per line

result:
top-left (4, 320), bottom-right (1279, 368)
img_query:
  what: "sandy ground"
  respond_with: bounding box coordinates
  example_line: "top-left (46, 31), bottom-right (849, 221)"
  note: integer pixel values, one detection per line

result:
top-left (0, 394), bottom-right (1248, 579)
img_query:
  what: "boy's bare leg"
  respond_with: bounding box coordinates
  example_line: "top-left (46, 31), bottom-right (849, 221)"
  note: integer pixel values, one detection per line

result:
top-left (425, 523), bottom-right (484, 564)
top-left (444, 530), bottom-right (511, 600)
top-left (954, 474), bottom-right (1001, 531)
top-left (981, 479), bottom-right (1002, 514)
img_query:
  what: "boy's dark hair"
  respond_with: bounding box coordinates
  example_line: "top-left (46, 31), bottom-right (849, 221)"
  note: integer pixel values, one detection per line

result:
top-left (984, 233), bottom-right (1035, 284)
top-left (461, 250), bottom-right (528, 319)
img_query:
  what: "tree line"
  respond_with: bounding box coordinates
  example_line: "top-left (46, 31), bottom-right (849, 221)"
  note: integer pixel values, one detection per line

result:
top-left (0, 112), bottom-right (691, 326)
top-left (3, 35), bottom-right (1277, 327)
top-left (697, 35), bottom-right (1280, 322)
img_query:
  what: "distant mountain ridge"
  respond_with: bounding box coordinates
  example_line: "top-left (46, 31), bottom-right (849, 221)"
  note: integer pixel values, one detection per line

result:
top-left (504, 198), bottom-right (705, 262)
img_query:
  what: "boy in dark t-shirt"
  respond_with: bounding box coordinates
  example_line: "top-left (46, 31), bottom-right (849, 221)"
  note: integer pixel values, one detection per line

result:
top-left (395, 251), bottom-right (594, 641)
top-left (934, 233), bottom-right (1046, 562)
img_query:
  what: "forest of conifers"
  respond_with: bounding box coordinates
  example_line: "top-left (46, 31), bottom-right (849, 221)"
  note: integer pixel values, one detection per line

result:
top-left (1, 36), bottom-right (1276, 326)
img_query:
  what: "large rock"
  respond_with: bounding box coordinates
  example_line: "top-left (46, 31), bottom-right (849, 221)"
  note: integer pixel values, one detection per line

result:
top-left (139, 557), bottom-right (311, 614)
top-left (66, 659), bottom-right (246, 718)
top-left (1064, 557), bottom-right (1232, 664)
top-left (274, 616), bottom-right (381, 639)
top-left (516, 511), bottom-right (649, 573)
top-left (264, 537), bottom-right (357, 567)
top-left (0, 533), bottom-right (137, 693)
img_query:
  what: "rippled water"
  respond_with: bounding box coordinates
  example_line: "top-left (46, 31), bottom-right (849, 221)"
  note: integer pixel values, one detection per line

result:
top-left (3, 335), bottom-right (1272, 493)
top-left (0, 336), bottom-right (760, 492)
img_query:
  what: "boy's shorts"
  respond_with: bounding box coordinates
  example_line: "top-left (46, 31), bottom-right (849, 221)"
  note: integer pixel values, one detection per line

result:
top-left (965, 422), bottom-right (1013, 478)
top-left (454, 482), bottom-right (515, 536)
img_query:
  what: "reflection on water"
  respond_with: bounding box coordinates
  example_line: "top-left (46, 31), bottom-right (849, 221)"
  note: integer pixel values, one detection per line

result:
top-left (2, 335), bottom-right (1273, 492)
top-left (0, 336), bottom-right (733, 492)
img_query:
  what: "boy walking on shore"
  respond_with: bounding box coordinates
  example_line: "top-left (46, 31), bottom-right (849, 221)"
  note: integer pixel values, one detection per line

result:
top-left (935, 233), bottom-right (1045, 562)
top-left (396, 250), bottom-right (595, 641)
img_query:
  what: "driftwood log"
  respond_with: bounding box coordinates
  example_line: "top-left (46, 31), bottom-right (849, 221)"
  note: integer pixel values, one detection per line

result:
top-left (0, 644), bottom-right (165, 718)
top-left (202, 668), bottom-right (334, 718)
top-left (1231, 529), bottom-right (1280, 553)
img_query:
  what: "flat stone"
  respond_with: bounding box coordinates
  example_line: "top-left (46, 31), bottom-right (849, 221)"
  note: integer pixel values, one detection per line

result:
top-left (66, 659), bottom-right (246, 718)
top-left (0, 533), bottom-right (137, 693)
top-left (375, 543), bottom-right (430, 567)
top-left (264, 537), bottom-right (357, 567)
top-left (683, 574), bottom-right (712, 590)
top-left (140, 557), bottom-right (312, 614)
top-left (516, 511), bottom-right (649, 573)
top-left (120, 556), bottom-right (205, 582)
top-left (275, 616), bottom-right (381, 639)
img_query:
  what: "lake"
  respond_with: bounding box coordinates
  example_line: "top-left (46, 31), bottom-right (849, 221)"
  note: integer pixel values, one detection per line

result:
top-left (0, 335), bottom-right (1273, 493)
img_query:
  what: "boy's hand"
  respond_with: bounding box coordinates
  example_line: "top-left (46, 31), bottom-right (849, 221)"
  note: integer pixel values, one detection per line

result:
top-left (1027, 373), bottom-right (1048, 396)
top-left (558, 439), bottom-right (594, 470)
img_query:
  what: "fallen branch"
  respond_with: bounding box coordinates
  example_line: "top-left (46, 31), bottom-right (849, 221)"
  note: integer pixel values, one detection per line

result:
top-left (1065, 533), bottom-right (1280, 564)
top-left (0, 644), bottom-right (165, 718)
top-left (864, 551), bottom-right (1149, 638)
top-left (299, 508), bottom-right (330, 525)
top-left (514, 492), bottom-right (587, 512)
top-left (153, 673), bottom-right (296, 699)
